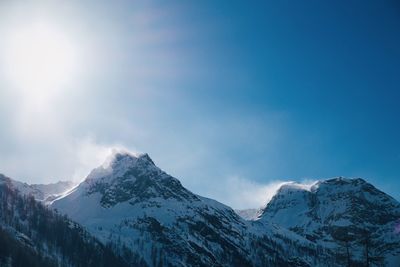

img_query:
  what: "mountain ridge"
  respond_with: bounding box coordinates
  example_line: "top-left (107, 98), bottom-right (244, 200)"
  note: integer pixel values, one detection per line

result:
top-left (51, 151), bottom-right (331, 266)
top-left (260, 177), bottom-right (400, 266)
top-left (1, 151), bottom-right (399, 266)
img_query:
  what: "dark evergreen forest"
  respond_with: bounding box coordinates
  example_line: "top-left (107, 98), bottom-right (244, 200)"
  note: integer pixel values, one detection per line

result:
top-left (0, 183), bottom-right (145, 267)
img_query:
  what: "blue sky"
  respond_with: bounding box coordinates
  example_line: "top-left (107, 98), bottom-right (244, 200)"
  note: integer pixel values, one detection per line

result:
top-left (0, 0), bottom-right (399, 208)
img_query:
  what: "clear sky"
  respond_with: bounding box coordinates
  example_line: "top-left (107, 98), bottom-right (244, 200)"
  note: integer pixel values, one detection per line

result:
top-left (0, 0), bottom-right (399, 209)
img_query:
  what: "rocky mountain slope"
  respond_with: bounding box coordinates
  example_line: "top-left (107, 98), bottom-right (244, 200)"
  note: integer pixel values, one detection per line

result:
top-left (52, 151), bottom-right (332, 267)
top-left (259, 178), bottom-right (400, 266)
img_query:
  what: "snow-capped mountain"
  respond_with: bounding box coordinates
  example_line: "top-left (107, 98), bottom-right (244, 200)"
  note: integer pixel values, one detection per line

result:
top-left (259, 178), bottom-right (400, 266)
top-left (31, 180), bottom-right (76, 200)
top-left (51, 151), bottom-right (328, 267)
top-left (0, 174), bottom-right (75, 203)
top-left (5, 150), bottom-right (398, 266)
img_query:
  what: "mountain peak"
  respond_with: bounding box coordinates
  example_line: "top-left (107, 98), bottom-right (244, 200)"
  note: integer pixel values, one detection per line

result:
top-left (260, 176), bottom-right (400, 265)
top-left (85, 150), bottom-right (157, 183)
top-left (277, 181), bottom-right (319, 193)
top-left (106, 150), bottom-right (155, 168)
top-left (319, 176), bottom-right (367, 186)
top-left (274, 177), bottom-right (368, 196)
top-left (67, 150), bottom-right (197, 208)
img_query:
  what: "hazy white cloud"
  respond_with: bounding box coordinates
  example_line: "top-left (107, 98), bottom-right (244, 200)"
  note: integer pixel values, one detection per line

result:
top-left (194, 177), bottom-right (320, 210)
top-left (199, 176), bottom-right (286, 210)
top-left (0, 1), bottom-right (333, 207)
top-left (71, 138), bottom-right (127, 182)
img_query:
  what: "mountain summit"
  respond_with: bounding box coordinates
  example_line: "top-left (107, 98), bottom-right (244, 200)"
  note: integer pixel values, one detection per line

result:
top-left (52, 151), bottom-right (326, 267)
top-left (260, 177), bottom-right (400, 266)
top-left (79, 151), bottom-right (199, 208)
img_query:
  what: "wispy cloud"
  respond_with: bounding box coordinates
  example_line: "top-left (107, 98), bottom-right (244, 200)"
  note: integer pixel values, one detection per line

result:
top-left (198, 176), bottom-right (286, 210)
top-left (71, 137), bottom-right (135, 182)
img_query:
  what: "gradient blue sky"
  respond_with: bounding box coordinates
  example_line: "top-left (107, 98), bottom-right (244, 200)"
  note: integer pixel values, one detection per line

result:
top-left (0, 0), bottom-right (399, 208)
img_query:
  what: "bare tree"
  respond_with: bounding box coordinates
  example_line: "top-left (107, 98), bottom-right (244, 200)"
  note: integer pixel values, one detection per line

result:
top-left (359, 228), bottom-right (384, 267)
top-left (331, 227), bottom-right (354, 267)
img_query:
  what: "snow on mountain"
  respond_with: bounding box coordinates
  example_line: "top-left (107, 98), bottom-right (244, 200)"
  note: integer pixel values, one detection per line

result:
top-left (4, 152), bottom-right (399, 266)
top-left (31, 180), bottom-right (76, 199)
top-left (52, 151), bottom-right (329, 267)
top-left (0, 179), bottom-right (133, 267)
top-left (0, 174), bottom-right (43, 200)
top-left (0, 173), bottom-right (76, 203)
top-left (234, 208), bottom-right (260, 220)
top-left (259, 177), bottom-right (400, 266)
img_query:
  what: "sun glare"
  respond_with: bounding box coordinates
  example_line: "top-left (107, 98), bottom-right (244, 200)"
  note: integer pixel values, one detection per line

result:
top-left (3, 22), bottom-right (79, 93)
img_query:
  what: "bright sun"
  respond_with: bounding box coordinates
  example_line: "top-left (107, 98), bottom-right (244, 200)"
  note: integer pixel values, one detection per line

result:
top-left (3, 22), bottom-right (79, 92)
